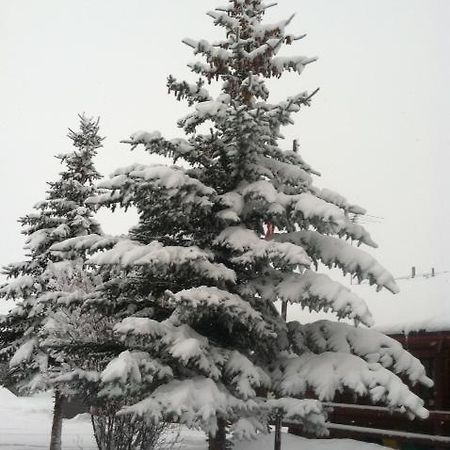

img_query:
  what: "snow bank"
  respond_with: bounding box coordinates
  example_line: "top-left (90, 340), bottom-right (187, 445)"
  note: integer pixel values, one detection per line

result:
top-left (234, 432), bottom-right (388, 450)
top-left (0, 387), bottom-right (96, 449)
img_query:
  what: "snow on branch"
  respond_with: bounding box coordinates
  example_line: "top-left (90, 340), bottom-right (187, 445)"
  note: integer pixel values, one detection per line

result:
top-left (266, 397), bottom-right (327, 436)
top-left (0, 275), bottom-right (35, 299)
top-left (225, 350), bottom-right (271, 399)
top-left (167, 286), bottom-right (273, 338)
top-left (293, 193), bottom-right (346, 227)
top-left (182, 38), bottom-right (231, 62)
top-left (37, 289), bottom-right (95, 307)
top-left (95, 163), bottom-right (215, 209)
top-left (179, 96), bottom-right (231, 133)
top-left (312, 187), bottom-right (366, 215)
top-left (50, 234), bottom-right (120, 253)
top-left (167, 76), bottom-right (212, 106)
top-left (89, 239), bottom-right (236, 283)
top-left (99, 350), bottom-right (173, 399)
top-left (276, 270), bottom-right (373, 326)
top-left (288, 320), bottom-right (433, 388)
top-left (119, 377), bottom-right (256, 435)
top-left (9, 339), bottom-right (36, 367)
top-left (114, 317), bottom-right (167, 338)
top-left (339, 221), bottom-right (377, 248)
top-left (216, 181), bottom-right (374, 246)
top-left (272, 352), bottom-right (429, 419)
top-left (164, 324), bottom-right (225, 378)
top-left (270, 55), bottom-right (318, 76)
top-left (254, 156), bottom-right (313, 186)
top-left (291, 193), bottom-right (376, 246)
top-left (53, 368), bottom-right (100, 384)
top-left (207, 10), bottom-right (240, 30)
top-left (251, 15), bottom-right (295, 40)
top-left (229, 417), bottom-right (268, 441)
top-left (120, 133), bottom-right (204, 166)
top-left (275, 230), bottom-right (398, 293)
top-left (214, 226), bottom-right (311, 267)
top-left (114, 318), bottom-right (225, 379)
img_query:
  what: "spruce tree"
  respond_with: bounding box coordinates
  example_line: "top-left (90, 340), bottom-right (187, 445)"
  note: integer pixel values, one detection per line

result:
top-left (0, 115), bottom-right (104, 448)
top-left (56, 2), bottom-right (432, 449)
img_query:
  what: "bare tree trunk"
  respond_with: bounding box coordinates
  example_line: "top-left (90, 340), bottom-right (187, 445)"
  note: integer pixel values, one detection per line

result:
top-left (49, 389), bottom-right (64, 450)
top-left (273, 300), bottom-right (288, 450)
top-left (208, 418), bottom-right (227, 450)
top-left (274, 415), bottom-right (282, 450)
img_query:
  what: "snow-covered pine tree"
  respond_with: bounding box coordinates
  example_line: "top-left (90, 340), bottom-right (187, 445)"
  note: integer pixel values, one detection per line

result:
top-left (54, 2), bottom-right (432, 449)
top-left (0, 115), bottom-right (103, 448)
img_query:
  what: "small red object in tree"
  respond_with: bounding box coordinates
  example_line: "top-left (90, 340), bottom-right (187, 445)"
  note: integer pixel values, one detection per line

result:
top-left (265, 222), bottom-right (275, 240)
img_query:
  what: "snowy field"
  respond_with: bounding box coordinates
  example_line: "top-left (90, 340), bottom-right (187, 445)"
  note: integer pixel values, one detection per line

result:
top-left (0, 387), bottom-right (389, 450)
top-left (0, 388), bottom-right (96, 449)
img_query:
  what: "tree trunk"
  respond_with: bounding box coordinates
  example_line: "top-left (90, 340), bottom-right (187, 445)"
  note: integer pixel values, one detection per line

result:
top-left (274, 415), bottom-right (282, 450)
top-left (49, 389), bottom-right (64, 450)
top-left (275, 299), bottom-right (288, 450)
top-left (208, 417), bottom-right (227, 450)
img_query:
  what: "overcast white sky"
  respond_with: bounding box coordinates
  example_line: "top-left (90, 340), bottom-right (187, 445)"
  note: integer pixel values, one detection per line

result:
top-left (1, 0), bottom-right (449, 280)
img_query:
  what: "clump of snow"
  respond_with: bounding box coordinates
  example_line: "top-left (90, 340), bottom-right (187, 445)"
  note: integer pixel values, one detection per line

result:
top-left (120, 377), bottom-right (250, 435)
top-left (293, 193), bottom-right (346, 226)
top-left (0, 275), bottom-right (35, 297)
top-left (50, 233), bottom-right (120, 252)
top-left (89, 239), bottom-right (236, 283)
top-left (168, 286), bottom-right (271, 337)
top-left (114, 317), bottom-right (166, 337)
top-left (266, 398), bottom-right (327, 435)
top-left (195, 100), bottom-right (228, 119)
top-left (10, 339), bottom-right (36, 367)
top-left (276, 271), bottom-right (373, 326)
top-left (288, 320), bottom-right (432, 387)
top-left (274, 352), bottom-right (429, 419)
top-left (271, 56), bottom-right (318, 75)
top-left (129, 130), bottom-right (162, 144)
top-left (224, 351), bottom-right (271, 399)
top-left (312, 187), bottom-right (366, 215)
top-left (101, 350), bottom-right (143, 384)
top-left (276, 230), bottom-right (398, 293)
top-left (214, 226), bottom-right (311, 267)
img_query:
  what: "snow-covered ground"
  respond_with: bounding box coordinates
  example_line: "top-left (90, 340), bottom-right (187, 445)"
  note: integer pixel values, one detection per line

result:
top-left (0, 387), bottom-right (388, 450)
top-left (0, 387), bottom-right (96, 449)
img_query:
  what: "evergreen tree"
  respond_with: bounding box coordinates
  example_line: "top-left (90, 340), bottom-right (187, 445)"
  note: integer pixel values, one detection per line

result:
top-left (56, 2), bottom-right (432, 449)
top-left (0, 115), bottom-right (104, 448)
